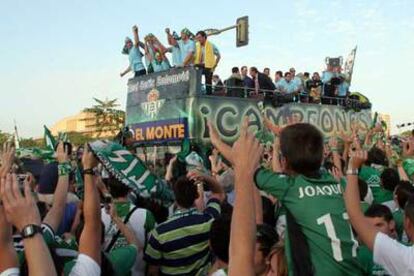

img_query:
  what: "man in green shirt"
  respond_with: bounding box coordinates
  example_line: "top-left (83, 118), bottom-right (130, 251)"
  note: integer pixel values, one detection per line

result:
top-left (209, 121), bottom-right (363, 275)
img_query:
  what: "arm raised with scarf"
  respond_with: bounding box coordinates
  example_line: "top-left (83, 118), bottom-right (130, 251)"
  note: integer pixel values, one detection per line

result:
top-left (77, 144), bottom-right (101, 265)
top-left (42, 142), bottom-right (70, 232)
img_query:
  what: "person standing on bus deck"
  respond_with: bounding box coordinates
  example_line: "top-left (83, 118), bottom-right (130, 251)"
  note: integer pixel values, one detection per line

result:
top-left (194, 31), bottom-right (221, 95)
top-left (120, 25), bottom-right (147, 78)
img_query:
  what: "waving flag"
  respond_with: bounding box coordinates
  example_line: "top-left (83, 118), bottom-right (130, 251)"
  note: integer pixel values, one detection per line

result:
top-left (344, 46), bottom-right (357, 84)
top-left (44, 125), bottom-right (57, 151)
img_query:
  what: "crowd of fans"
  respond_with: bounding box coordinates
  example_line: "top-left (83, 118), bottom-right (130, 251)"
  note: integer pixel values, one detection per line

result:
top-left (1, 117), bottom-right (414, 276)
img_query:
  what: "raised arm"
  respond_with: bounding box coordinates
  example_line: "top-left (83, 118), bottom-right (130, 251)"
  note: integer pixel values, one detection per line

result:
top-left (229, 119), bottom-right (263, 276)
top-left (187, 170), bottom-right (225, 202)
top-left (108, 204), bottom-right (142, 250)
top-left (165, 28), bottom-right (177, 46)
top-left (344, 150), bottom-right (378, 250)
top-left (43, 142), bottom-right (70, 231)
top-left (1, 174), bottom-right (56, 276)
top-left (79, 144), bottom-right (101, 265)
top-left (132, 25), bottom-right (140, 48)
top-left (0, 203), bottom-right (18, 273)
top-left (0, 143), bottom-right (15, 179)
top-left (207, 121), bottom-right (233, 164)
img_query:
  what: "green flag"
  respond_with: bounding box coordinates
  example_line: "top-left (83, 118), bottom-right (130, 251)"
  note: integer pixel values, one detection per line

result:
top-left (44, 125), bottom-right (57, 151)
top-left (88, 140), bottom-right (174, 206)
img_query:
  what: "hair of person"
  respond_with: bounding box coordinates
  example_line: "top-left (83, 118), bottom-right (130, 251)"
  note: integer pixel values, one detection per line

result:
top-left (395, 181), bottom-right (414, 208)
top-left (285, 209), bottom-right (314, 275)
top-left (358, 178), bottom-right (368, 201)
top-left (262, 196), bottom-right (277, 227)
top-left (266, 241), bottom-right (288, 276)
top-left (380, 168), bottom-right (400, 192)
top-left (276, 70), bottom-right (283, 77)
top-left (284, 72), bottom-right (291, 77)
top-left (280, 123), bottom-right (324, 177)
top-left (232, 66), bottom-right (239, 74)
top-left (171, 158), bottom-right (188, 183)
top-left (366, 147), bottom-right (389, 167)
top-left (196, 30), bottom-right (207, 38)
top-left (241, 65), bottom-right (248, 71)
top-left (264, 67), bottom-right (270, 71)
top-left (172, 176), bottom-right (199, 208)
top-left (404, 196), bottom-right (414, 224)
top-left (250, 67), bottom-right (258, 73)
top-left (209, 215), bottom-right (231, 263)
top-left (304, 72), bottom-right (310, 77)
top-left (256, 224), bottom-right (279, 258)
top-left (364, 204), bottom-right (393, 222)
top-left (104, 176), bottom-right (130, 198)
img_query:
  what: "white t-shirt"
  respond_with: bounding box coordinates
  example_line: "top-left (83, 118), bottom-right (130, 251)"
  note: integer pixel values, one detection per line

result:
top-left (0, 268), bottom-right (20, 276)
top-left (69, 254), bottom-right (100, 276)
top-left (102, 206), bottom-right (150, 276)
top-left (373, 232), bottom-right (414, 275)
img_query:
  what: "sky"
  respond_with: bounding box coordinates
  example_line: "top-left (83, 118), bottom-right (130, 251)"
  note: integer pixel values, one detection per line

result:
top-left (1, 0), bottom-right (413, 138)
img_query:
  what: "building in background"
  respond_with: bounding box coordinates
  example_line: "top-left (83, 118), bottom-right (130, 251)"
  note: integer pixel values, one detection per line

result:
top-left (50, 111), bottom-right (119, 138)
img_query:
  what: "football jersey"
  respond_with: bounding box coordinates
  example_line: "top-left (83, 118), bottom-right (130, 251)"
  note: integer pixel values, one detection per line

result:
top-left (359, 166), bottom-right (393, 204)
top-left (255, 168), bottom-right (363, 275)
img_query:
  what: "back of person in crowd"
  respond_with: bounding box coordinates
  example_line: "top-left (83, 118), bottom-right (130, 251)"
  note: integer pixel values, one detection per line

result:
top-left (225, 67), bottom-right (244, 97)
top-left (209, 120), bottom-right (364, 275)
top-left (194, 31), bottom-right (221, 95)
top-left (120, 25), bottom-right (147, 78)
top-left (144, 33), bottom-right (171, 73)
top-left (249, 67), bottom-right (275, 100)
top-left (101, 176), bottom-right (156, 276)
top-left (144, 172), bottom-right (225, 275)
top-left (393, 181), bottom-right (414, 243)
top-left (165, 27), bottom-right (195, 67)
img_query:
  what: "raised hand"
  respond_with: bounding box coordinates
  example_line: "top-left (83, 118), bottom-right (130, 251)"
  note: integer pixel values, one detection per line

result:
top-left (0, 143), bottom-right (15, 178)
top-left (81, 143), bottom-right (98, 170)
top-left (0, 174), bottom-right (41, 231)
top-left (231, 117), bottom-right (263, 175)
top-left (56, 142), bottom-right (69, 164)
top-left (349, 150), bottom-right (368, 170)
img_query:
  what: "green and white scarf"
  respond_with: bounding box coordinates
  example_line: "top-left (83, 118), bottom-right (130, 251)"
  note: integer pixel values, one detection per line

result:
top-left (89, 140), bottom-right (174, 206)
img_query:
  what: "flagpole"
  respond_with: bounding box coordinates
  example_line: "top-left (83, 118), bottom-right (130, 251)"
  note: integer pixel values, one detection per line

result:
top-left (349, 45), bottom-right (357, 84)
top-left (13, 119), bottom-right (20, 149)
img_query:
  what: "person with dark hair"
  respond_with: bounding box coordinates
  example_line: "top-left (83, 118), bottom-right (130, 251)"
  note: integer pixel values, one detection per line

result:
top-left (249, 66), bottom-right (275, 99)
top-left (209, 215), bottom-right (231, 275)
top-left (241, 65), bottom-right (255, 89)
top-left (212, 74), bottom-right (224, 95)
top-left (194, 31), bottom-right (221, 95)
top-left (254, 224), bottom-right (279, 275)
top-left (209, 120), bottom-right (363, 275)
top-left (263, 67), bottom-right (271, 78)
top-left (120, 25), bottom-right (147, 78)
top-left (359, 147), bottom-right (390, 205)
top-left (357, 204), bottom-right (396, 276)
top-left (144, 173), bottom-right (225, 275)
top-left (274, 71), bottom-right (284, 92)
top-left (393, 181), bottom-right (414, 242)
top-left (225, 67), bottom-right (244, 97)
top-left (165, 27), bottom-right (195, 67)
top-left (379, 168), bottom-right (400, 211)
top-left (306, 72), bottom-right (323, 103)
top-left (345, 150), bottom-right (414, 276)
top-left (101, 176), bottom-right (156, 276)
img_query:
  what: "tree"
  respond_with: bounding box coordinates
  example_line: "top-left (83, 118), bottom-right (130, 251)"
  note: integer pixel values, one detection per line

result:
top-left (20, 138), bottom-right (43, 148)
top-left (66, 132), bottom-right (94, 146)
top-left (83, 98), bottom-right (125, 138)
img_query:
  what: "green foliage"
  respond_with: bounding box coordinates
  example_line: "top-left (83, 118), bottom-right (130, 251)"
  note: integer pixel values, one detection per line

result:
top-left (20, 138), bottom-right (43, 148)
top-left (83, 98), bottom-right (125, 138)
top-left (66, 132), bottom-right (94, 146)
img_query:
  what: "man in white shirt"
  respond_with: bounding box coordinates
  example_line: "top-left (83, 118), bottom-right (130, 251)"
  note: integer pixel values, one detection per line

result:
top-left (345, 150), bottom-right (414, 276)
